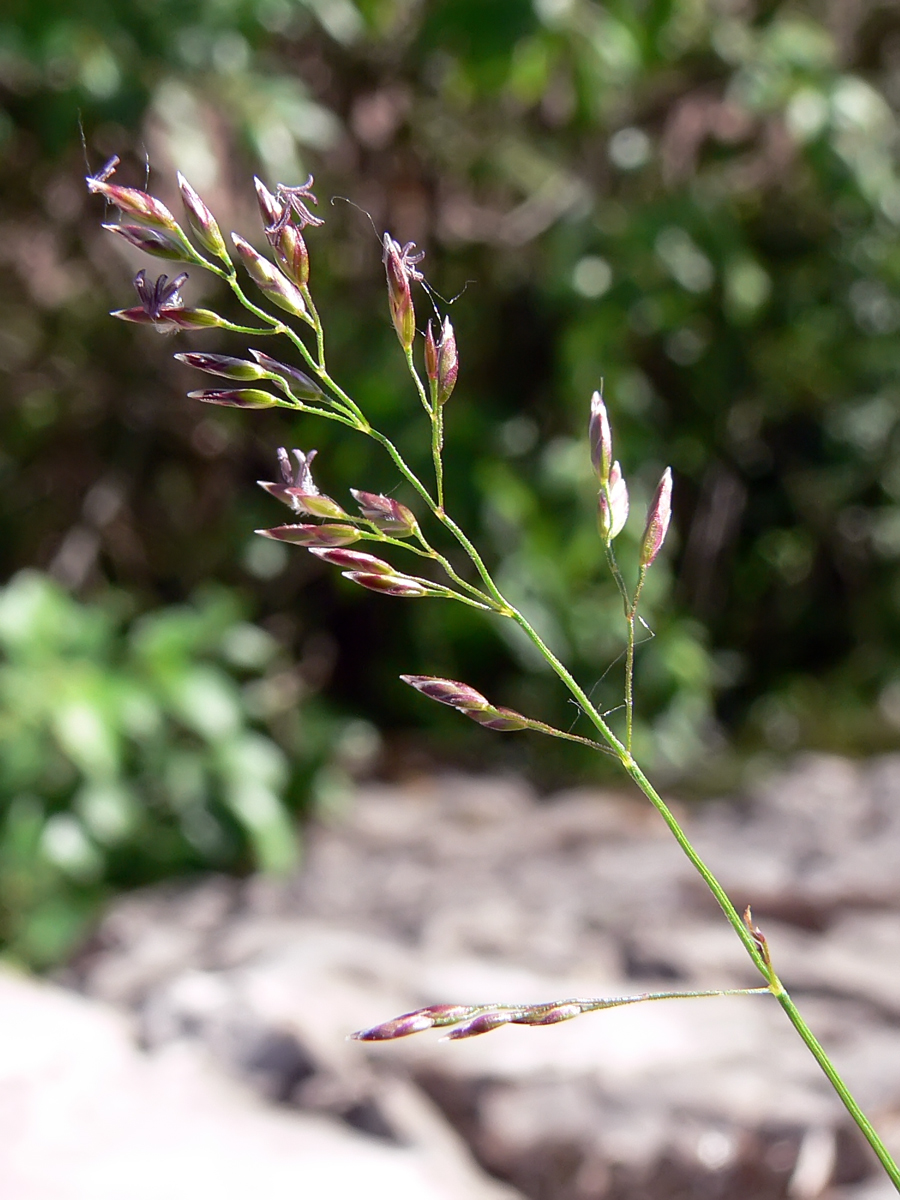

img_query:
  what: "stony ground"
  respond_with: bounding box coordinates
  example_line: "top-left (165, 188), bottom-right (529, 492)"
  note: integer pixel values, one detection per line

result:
top-left (7, 754), bottom-right (900, 1199)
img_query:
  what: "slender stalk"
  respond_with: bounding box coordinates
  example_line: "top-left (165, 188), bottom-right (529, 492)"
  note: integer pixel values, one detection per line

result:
top-left (161, 230), bottom-right (900, 1190)
top-left (404, 347), bottom-right (445, 509)
top-left (624, 566), bottom-right (646, 753)
top-left (772, 986), bottom-right (900, 1188)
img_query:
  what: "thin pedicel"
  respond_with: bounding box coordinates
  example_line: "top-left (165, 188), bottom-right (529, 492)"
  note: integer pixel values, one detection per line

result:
top-left (87, 163), bottom-right (900, 1193)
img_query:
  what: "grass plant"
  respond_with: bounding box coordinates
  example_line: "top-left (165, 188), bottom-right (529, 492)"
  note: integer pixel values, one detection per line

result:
top-left (89, 162), bottom-right (900, 1190)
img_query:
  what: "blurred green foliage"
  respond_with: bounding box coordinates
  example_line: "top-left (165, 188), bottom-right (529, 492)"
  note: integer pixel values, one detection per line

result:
top-left (0, 571), bottom-right (357, 965)
top-left (3, 0), bottom-right (900, 819)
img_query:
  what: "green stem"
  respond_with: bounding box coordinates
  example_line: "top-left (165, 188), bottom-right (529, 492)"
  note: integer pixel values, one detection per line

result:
top-left (404, 347), bottom-right (444, 509)
top-left (772, 986), bottom-right (900, 1188)
top-left (576, 986), bottom-right (771, 1013)
top-left (189, 252), bottom-right (900, 1190)
top-left (624, 566), bottom-right (646, 754)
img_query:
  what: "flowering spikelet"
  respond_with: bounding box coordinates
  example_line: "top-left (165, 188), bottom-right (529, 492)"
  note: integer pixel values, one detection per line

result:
top-left (177, 173), bottom-right (229, 260)
top-left (248, 351), bottom-right (323, 400)
top-left (112, 306), bottom-right (226, 330)
top-left (103, 222), bottom-right (193, 261)
top-left (383, 234), bottom-right (423, 351)
top-left (351, 1005), bottom-right (476, 1041)
top-left (231, 234), bottom-right (307, 318)
top-left (176, 353), bottom-right (268, 382)
top-left (112, 271), bottom-right (226, 331)
top-left (640, 467), bottom-right (673, 567)
top-left (257, 448), bottom-right (346, 517)
top-left (308, 548), bottom-right (394, 574)
top-left (400, 675), bottom-right (530, 731)
top-left (597, 461), bottom-right (629, 544)
top-left (88, 177), bottom-right (179, 232)
top-left (189, 388), bottom-right (278, 409)
top-left (343, 572), bottom-right (432, 598)
top-left (255, 178), bottom-right (310, 287)
top-left (351, 489), bottom-right (417, 537)
top-left (589, 389), bottom-right (612, 485)
top-left (256, 524), bottom-right (361, 547)
top-left (134, 270), bottom-right (187, 319)
top-left (425, 317), bottom-right (459, 406)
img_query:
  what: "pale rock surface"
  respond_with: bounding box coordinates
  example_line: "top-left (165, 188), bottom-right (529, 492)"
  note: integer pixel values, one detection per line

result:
top-left (0, 967), bottom-right (517, 1200)
top-left (67, 758), bottom-right (900, 1199)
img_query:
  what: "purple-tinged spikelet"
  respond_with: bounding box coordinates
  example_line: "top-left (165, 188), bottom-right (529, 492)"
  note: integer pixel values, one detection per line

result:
top-left (400, 675), bottom-right (531, 732)
top-left (248, 351), bottom-right (323, 400)
top-left (257, 447), bottom-right (345, 516)
top-left (103, 223), bottom-right (192, 261)
top-left (383, 234), bottom-right (423, 351)
top-left (350, 490), bottom-right (417, 537)
top-left (189, 388), bottom-right (278, 409)
top-left (515, 1003), bottom-right (583, 1025)
top-left (89, 180), bottom-right (179, 231)
top-left (640, 468), bottom-right (673, 567)
top-left (176, 353), bottom-right (268, 381)
top-left (256, 524), bottom-right (361, 547)
top-left (589, 389), bottom-right (612, 485)
top-left (231, 234), bottom-right (307, 318)
top-left (254, 177), bottom-right (283, 229)
top-left (400, 675), bottom-right (490, 709)
top-left (351, 1005), bottom-right (476, 1041)
top-left (112, 306), bottom-right (225, 329)
top-left (177, 173), bottom-right (228, 259)
top-left (308, 548), bottom-right (394, 574)
top-left (598, 460), bottom-right (629, 544)
top-left (343, 572), bottom-right (431, 597)
top-left (445, 1011), bottom-right (519, 1039)
top-left (435, 317), bottom-right (458, 406)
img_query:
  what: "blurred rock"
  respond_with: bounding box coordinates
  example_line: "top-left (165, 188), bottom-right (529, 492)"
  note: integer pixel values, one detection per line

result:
top-left (0, 967), bottom-right (517, 1200)
top-left (68, 757), bottom-right (900, 1199)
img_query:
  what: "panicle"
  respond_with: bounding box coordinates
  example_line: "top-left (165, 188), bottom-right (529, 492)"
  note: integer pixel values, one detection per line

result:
top-left (597, 460), bottom-right (629, 544)
top-left (640, 467), bottom-right (673, 568)
top-left (589, 389), bottom-right (612, 485)
top-left (231, 233), bottom-right (307, 318)
top-left (350, 489), bottom-right (417, 537)
top-left (176, 173), bottom-right (229, 259)
top-left (351, 999), bottom-right (597, 1043)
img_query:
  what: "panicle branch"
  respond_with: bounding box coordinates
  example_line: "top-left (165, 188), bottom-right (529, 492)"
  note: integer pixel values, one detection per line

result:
top-left (351, 987), bottom-right (770, 1042)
